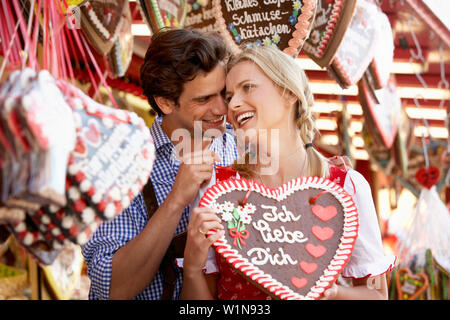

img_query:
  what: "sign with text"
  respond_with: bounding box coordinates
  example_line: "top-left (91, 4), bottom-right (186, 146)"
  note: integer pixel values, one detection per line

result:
top-left (213, 0), bottom-right (317, 56)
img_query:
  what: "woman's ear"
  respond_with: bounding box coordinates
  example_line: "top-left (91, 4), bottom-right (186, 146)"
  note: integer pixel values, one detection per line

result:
top-left (154, 96), bottom-right (176, 115)
top-left (286, 91), bottom-right (298, 107)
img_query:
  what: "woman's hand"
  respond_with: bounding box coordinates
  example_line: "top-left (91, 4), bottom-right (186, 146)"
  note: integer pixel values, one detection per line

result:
top-left (183, 207), bottom-right (225, 275)
top-left (321, 283), bottom-right (339, 300)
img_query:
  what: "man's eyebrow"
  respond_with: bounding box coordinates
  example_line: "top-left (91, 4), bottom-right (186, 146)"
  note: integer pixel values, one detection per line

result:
top-left (192, 93), bottom-right (217, 101)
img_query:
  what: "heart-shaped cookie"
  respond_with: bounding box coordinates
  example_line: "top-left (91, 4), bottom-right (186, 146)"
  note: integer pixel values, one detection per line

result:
top-left (200, 176), bottom-right (358, 300)
top-left (302, 0), bottom-right (357, 67)
top-left (396, 267), bottom-right (429, 300)
top-left (58, 82), bottom-right (155, 221)
top-left (358, 76), bottom-right (401, 149)
top-left (366, 9), bottom-right (394, 89)
top-left (80, 0), bottom-right (128, 55)
top-left (107, 2), bottom-right (134, 78)
top-left (138, 0), bottom-right (188, 33)
top-left (328, 0), bottom-right (378, 88)
top-left (184, 0), bottom-right (219, 32)
top-left (212, 0), bottom-right (317, 56)
top-left (415, 166), bottom-right (440, 189)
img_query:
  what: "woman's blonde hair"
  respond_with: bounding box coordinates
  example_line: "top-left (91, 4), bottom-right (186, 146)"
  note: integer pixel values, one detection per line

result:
top-left (228, 44), bottom-right (329, 178)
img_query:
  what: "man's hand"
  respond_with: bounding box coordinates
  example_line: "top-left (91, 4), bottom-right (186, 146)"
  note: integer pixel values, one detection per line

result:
top-left (169, 149), bottom-right (221, 210)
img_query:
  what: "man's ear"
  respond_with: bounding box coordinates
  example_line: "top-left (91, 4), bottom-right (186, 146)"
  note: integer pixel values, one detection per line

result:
top-left (154, 96), bottom-right (176, 115)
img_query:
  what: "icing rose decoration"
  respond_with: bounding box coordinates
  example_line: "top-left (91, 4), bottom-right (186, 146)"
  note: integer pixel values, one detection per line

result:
top-left (214, 202), bottom-right (255, 249)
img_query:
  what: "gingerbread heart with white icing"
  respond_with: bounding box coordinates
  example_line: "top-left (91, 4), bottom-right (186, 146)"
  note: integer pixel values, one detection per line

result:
top-left (302, 0), bottom-right (357, 67)
top-left (138, 0), bottom-right (188, 33)
top-left (58, 82), bottom-right (155, 221)
top-left (199, 177), bottom-right (358, 300)
top-left (80, 0), bottom-right (128, 55)
top-left (212, 0), bottom-right (317, 56)
top-left (328, 0), bottom-right (378, 88)
top-left (184, 0), bottom-right (219, 33)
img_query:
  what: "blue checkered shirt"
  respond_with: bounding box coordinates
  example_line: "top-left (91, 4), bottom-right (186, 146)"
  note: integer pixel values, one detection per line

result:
top-left (82, 116), bottom-right (238, 300)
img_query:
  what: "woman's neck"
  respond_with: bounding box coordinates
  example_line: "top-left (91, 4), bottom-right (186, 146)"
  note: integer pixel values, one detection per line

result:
top-left (254, 131), bottom-right (308, 187)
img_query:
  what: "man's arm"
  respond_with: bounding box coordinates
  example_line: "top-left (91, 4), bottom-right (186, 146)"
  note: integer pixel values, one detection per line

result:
top-left (109, 150), bottom-right (220, 299)
top-left (109, 191), bottom-right (186, 299)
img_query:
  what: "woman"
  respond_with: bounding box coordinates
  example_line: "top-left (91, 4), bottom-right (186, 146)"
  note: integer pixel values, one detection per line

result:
top-left (180, 45), bottom-right (396, 300)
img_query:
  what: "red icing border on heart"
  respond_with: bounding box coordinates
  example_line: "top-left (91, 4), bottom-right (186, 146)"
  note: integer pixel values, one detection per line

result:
top-left (199, 176), bottom-right (359, 300)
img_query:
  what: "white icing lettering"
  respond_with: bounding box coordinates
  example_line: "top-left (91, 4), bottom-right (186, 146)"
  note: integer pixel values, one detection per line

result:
top-left (224, 0), bottom-right (259, 12)
top-left (261, 204), bottom-right (301, 222)
top-left (238, 23), bottom-right (291, 40)
top-left (232, 10), bottom-right (282, 27)
top-left (252, 219), bottom-right (308, 244)
top-left (263, 0), bottom-right (288, 8)
top-left (247, 247), bottom-right (297, 266)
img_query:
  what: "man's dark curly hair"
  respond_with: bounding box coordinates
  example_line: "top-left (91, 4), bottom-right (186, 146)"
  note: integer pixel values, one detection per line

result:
top-left (140, 28), bottom-right (229, 116)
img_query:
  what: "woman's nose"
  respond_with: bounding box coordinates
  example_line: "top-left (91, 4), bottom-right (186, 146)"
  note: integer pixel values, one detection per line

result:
top-left (227, 93), bottom-right (242, 110)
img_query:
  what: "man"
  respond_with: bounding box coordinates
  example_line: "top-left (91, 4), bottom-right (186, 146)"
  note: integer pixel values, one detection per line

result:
top-left (82, 28), bottom-right (238, 300)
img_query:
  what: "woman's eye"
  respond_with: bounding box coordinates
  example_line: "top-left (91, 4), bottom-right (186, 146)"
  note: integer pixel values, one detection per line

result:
top-left (243, 84), bottom-right (253, 91)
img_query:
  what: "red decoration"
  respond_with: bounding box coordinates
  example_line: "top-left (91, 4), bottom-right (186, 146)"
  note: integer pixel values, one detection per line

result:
top-left (415, 166), bottom-right (440, 189)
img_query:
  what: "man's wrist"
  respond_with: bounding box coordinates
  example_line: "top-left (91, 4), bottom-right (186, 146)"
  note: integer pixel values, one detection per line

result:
top-left (163, 191), bottom-right (188, 216)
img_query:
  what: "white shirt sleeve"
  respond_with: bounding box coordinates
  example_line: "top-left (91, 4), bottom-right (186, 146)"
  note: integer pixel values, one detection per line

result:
top-left (176, 169), bottom-right (220, 275)
top-left (340, 169), bottom-right (397, 278)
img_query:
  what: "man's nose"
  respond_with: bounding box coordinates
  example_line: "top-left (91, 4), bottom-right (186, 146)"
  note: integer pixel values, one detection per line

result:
top-left (211, 95), bottom-right (228, 115)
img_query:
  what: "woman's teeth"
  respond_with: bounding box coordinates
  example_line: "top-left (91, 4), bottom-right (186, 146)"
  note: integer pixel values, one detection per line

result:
top-left (236, 112), bottom-right (255, 126)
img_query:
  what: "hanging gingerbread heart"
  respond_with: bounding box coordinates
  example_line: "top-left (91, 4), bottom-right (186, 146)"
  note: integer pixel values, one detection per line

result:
top-left (212, 0), bottom-right (317, 56)
top-left (396, 267), bottom-right (429, 300)
top-left (366, 9), bottom-right (394, 90)
top-left (302, 0), bottom-right (357, 67)
top-left (107, 2), bottom-right (133, 78)
top-left (327, 0), bottom-right (378, 88)
top-left (58, 82), bottom-right (155, 221)
top-left (184, 0), bottom-right (219, 32)
top-left (415, 166), bottom-right (440, 189)
top-left (358, 76), bottom-right (402, 149)
top-left (138, 0), bottom-right (188, 33)
top-left (80, 0), bottom-right (128, 55)
top-left (199, 177), bottom-right (358, 300)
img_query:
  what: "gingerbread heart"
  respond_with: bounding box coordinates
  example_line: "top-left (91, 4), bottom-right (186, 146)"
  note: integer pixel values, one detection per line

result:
top-left (212, 0), bottom-right (317, 56)
top-left (358, 76), bottom-right (401, 149)
top-left (415, 166), bottom-right (440, 189)
top-left (58, 82), bottom-right (155, 221)
top-left (107, 2), bottom-right (134, 79)
top-left (80, 0), bottom-right (127, 55)
top-left (184, 0), bottom-right (219, 32)
top-left (302, 0), bottom-right (357, 67)
top-left (200, 176), bottom-right (358, 300)
top-left (328, 0), bottom-right (378, 88)
top-left (138, 0), bottom-right (188, 33)
top-left (366, 9), bottom-right (394, 89)
top-left (396, 267), bottom-right (429, 300)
